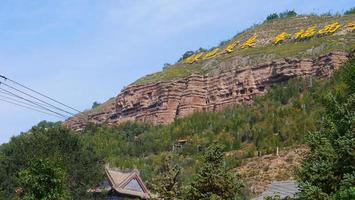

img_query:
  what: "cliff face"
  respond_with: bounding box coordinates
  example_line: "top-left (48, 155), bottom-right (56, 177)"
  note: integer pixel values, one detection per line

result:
top-left (64, 52), bottom-right (349, 130)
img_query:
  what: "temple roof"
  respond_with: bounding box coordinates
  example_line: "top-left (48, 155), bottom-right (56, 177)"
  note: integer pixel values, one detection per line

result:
top-left (105, 166), bottom-right (150, 199)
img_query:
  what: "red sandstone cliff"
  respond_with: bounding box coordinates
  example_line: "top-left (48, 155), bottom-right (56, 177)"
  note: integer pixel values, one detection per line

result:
top-left (63, 52), bottom-right (350, 130)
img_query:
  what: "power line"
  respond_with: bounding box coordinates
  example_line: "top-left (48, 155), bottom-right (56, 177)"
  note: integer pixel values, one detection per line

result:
top-left (0, 75), bottom-right (82, 113)
top-left (0, 81), bottom-right (75, 116)
top-left (0, 98), bottom-right (66, 119)
top-left (0, 87), bottom-right (70, 118)
top-left (0, 93), bottom-right (64, 117)
top-left (0, 90), bottom-right (56, 112)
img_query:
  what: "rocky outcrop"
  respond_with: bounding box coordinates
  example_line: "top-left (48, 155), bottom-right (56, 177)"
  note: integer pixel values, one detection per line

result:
top-left (64, 52), bottom-right (349, 130)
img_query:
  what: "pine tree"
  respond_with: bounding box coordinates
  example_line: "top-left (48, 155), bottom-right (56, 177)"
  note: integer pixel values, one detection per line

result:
top-left (296, 59), bottom-right (355, 199)
top-left (187, 144), bottom-right (244, 200)
top-left (151, 155), bottom-right (181, 200)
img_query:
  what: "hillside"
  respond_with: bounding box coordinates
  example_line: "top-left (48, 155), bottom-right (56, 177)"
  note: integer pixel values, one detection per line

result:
top-left (76, 57), bottom-right (354, 198)
top-left (64, 13), bottom-right (355, 131)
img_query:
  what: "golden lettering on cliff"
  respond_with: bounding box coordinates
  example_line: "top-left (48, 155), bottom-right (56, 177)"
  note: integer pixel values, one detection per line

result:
top-left (346, 21), bottom-right (355, 31)
top-left (193, 52), bottom-right (204, 62)
top-left (318, 22), bottom-right (341, 36)
top-left (240, 35), bottom-right (257, 49)
top-left (224, 40), bottom-right (239, 53)
top-left (273, 32), bottom-right (290, 45)
top-left (182, 54), bottom-right (196, 64)
top-left (294, 29), bottom-right (304, 39)
top-left (300, 25), bottom-right (317, 39)
top-left (203, 48), bottom-right (220, 59)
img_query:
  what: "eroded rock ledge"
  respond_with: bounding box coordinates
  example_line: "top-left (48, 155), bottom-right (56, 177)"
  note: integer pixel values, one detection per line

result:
top-left (64, 52), bottom-right (350, 130)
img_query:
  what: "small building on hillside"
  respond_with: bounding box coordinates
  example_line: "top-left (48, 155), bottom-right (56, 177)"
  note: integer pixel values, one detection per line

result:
top-left (89, 166), bottom-right (151, 200)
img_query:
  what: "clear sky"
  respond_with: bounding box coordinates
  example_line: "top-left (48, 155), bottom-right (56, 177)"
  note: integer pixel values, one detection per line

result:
top-left (0, 0), bottom-right (353, 144)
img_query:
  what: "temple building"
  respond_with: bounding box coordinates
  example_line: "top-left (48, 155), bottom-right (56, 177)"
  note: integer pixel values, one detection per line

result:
top-left (89, 166), bottom-right (151, 199)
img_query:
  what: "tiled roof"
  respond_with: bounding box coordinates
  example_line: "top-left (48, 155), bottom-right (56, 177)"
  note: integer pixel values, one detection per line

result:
top-left (105, 167), bottom-right (150, 199)
top-left (252, 180), bottom-right (299, 200)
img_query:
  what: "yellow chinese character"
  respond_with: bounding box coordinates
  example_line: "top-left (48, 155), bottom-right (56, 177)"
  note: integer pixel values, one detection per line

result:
top-left (182, 54), bottom-right (196, 64)
top-left (273, 32), bottom-right (290, 45)
top-left (192, 52), bottom-right (204, 63)
top-left (203, 48), bottom-right (220, 59)
top-left (294, 29), bottom-right (304, 39)
top-left (240, 35), bottom-right (257, 49)
top-left (224, 40), bottom-right (239, 53)
top-left (300, 25), bottom-right (317, 39)
top-left (318, 22), bottom-right (341, 36)
top-left (346, 21), bottom-right (355, 31)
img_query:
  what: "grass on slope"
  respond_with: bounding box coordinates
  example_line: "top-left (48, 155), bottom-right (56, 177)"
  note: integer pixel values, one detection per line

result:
top-left (134, 14), bottom-right (355, 85)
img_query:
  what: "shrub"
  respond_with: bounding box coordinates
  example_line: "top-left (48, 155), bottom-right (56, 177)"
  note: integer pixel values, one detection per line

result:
top-left (266, 13), bottom-right (279, 21)
top-left (344, 7), bottom-right (355, 15)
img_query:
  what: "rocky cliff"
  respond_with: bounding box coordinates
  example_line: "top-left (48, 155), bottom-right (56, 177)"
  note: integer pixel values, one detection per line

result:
top-left (64, 52), bottom-right (350, 130)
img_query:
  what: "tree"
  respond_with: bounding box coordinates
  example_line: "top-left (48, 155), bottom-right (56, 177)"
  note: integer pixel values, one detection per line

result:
top-left (187, 144), bottom-right (244, 200)
top-left (178, 51), bottom-right (194, 62)
top-left (344, 7), bottom-right (355, 15)
top-left (279, 10), bottom-right (297, 18)
top-left (296, 59), bottom-right (355, 199)
top-left (151, 155), bottom-right (181, 200)
top-left (18, 159), bottom-right (68, 200)
top-left (92, 101), bottom-right (101, 109)
top-left (0, 122), bottom-right (103, 199)
top-left (266, 13), bottom-right (279, 21)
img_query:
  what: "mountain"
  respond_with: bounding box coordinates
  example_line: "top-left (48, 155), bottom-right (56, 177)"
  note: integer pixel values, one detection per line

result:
top-left (64, 14), bottom-right (355, 130)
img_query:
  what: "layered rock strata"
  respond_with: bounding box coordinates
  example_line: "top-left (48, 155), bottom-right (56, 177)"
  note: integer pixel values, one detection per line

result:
top-left (64, 52), bottom-right (349, 130)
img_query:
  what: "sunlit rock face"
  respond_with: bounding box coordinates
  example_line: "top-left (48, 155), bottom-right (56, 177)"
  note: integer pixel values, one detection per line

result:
top-left (63, 52), bottom-right (349, 131)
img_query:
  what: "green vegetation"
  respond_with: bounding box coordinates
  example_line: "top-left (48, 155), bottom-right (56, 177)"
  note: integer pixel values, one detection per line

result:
top-left (82, 58), bottom-right (354, 199)
top-left (0, 58), bottom-right (353, 199)
top-left (0, 122), bottom-right (103, 199)
top-left (266, 10), bottom-right (297, 22)
top-left (344, 7), bottom-right (355, 15)
top-left (91, 101), bottom-right (101, 109)
top-left (186, 144), bottom-right (245, 200)
top-left (150, 155), bottom-right (182, 200)
top-left (18, 159), bottom-right (67, 200)
top-left (296, 58), bottom-right (355, 199)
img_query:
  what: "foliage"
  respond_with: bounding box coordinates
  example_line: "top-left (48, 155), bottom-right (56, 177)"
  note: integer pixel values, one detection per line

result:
top-left (279, 10), bottom-right (297, 18)
top-left (344, 7), bottom-right (355, 15)
top-left (186, 144), bottom-right (244, 200)
top-left (266, 13), bottom-right (279, 21)
top-left (178, 51), bottom-right (194, 62)
top-left (1, 58), bottom-right (353, 199)
top-left (296, 58), bottom-right (355, 199)
top-left (150, 155), bottom-right (182, 200)
top-left (0, 122), bottom-right (103, 199)
top-left (266, 10), bottom-right (297, 22)
top-left (92, 101), bottom-right (101, 109)
top-left (18, 159), bottom-right (68, 200)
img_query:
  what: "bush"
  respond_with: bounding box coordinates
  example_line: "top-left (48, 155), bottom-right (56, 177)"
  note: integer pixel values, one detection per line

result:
top-left (266, 13), bottom-right (279, 21)
top-left (344, 7), bottom-right (355, 15)
top-left (279, 10), bottom-right (297, 18)
top-left (266, 10), bottom-right (297, 22)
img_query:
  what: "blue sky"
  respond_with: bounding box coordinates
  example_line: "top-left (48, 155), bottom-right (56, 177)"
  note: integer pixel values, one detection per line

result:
top-left (0, 0), bottom-right (353, 144)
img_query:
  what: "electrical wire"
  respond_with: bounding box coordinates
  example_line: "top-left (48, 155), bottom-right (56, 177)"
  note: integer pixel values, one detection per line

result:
top-left (0, 81), bottom-right (75, 116)
top-left (0, 87), bottom-right (70, 118)
top-left (0, 98), bottom-right (66, 119)
top-left (0, 75), bottom-right (82, 113)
